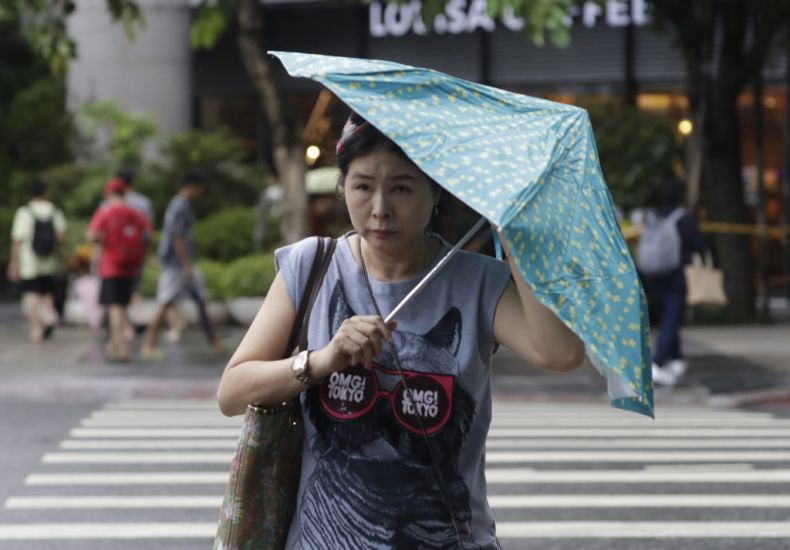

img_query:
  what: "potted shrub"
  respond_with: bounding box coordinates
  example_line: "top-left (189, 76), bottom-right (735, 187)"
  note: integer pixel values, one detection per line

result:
top-left (222, 253), bottom-right (276, 326)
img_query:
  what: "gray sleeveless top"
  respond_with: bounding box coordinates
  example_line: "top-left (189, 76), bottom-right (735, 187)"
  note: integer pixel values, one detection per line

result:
top-left (276, 233), bottom-right (511, 549)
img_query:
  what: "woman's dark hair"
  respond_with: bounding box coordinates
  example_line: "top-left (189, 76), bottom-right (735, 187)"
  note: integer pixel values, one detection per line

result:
top-left (335, 112), bottom-right (474, 240)
top-left (656, 177), bottom-right (686, 208)
top-left (28, 178), bottom-right (47, 198)
top-left (335, 112), bottom-right (440, 198)
top-left (336, 112), bottom-right (411, 185)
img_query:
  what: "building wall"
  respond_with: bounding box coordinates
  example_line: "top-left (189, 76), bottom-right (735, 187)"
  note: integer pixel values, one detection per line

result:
top-left (67, 0), bottom-right (193, 137)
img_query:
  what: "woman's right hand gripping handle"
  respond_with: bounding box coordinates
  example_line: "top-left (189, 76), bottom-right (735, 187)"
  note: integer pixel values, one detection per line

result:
top-left (309, 316), bottom-right (397, 379)
top-left (216, 271), bottom-right (397, 416)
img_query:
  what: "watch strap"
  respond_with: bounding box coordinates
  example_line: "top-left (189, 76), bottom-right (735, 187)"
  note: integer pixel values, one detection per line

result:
top-left (293, 351), bottom-right (318, 387)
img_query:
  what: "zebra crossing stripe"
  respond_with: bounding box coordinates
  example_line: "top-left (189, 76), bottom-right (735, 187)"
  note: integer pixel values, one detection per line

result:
top-left (25, 473), bottom-right (229, 485)
top-left (488, 418), bottom-right (790, 427)
top-left (25, 468), bottom-right (790, 486)
top-left (5, 496), bottom-right (223, 508)
top-left (1, 521), bottom-right (789, 539)
top-left (42, 449), bottom-right (790, 464)
top-left (59, 437), bottom-right (790, 450)
top-left (485, 450), bottom-right (790, 463)
top-left (60, 439), bottom-right (237, 450)
top-left (488, 495), bottom-right (790, 508)
top-left (80, 418), bottom-right (240, 427)
top-left (42, 452), bottom-right (232, 464)
top-left (77, 416), bottom-right (790, 427)
top-left (0, 522), bottom-right (216, 539)
top-left (70, 428), bottom-right (240, 438)
top-left (488, 428), bottom-right (790, 437)
top-left (88, 412), bottom-right (237, 420)
top-left (102, 397), bottom-right (218, 410)
top-left (103, 400), bottom-right (743, 413)
top-left (103, 401), bottom-right (219, 410)
top-left (486, 438), bottom-right (790, 448)
top-left (60, 437), bottom-right (790, 450)
top-left (491, 410), bottom-right (777, 419)
top-left (485, 468), bottom-right (790, 483)
top-left (93, 408), bottom-right (777, 420)
top-left (8, 494), bottom-right (790, 510)
top-left (495, 521), bottom-right (790, 538)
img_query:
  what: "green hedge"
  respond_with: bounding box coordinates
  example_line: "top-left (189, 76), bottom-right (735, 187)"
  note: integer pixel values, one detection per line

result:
top-left (199, 259), bottom-right (226, 300)
top-left (221, 253), bottom-right (276, 298)
top-left (194, 207), bottom-right (256, 263)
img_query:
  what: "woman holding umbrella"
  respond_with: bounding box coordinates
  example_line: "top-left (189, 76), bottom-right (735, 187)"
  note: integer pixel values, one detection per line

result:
top-left (217, 112), bottom-right (584, 548)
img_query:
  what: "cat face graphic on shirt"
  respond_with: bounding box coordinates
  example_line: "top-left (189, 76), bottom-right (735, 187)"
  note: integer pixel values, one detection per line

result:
top-left (292, 281), bottom-right (480, 550)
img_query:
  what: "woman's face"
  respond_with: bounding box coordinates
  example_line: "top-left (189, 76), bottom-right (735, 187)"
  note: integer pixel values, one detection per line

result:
top-left (344, 148), bottom-right (437, 252)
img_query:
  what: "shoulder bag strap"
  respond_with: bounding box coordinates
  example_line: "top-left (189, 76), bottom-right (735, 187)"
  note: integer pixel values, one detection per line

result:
top-left (299, 237), bottom-right (336, 351)
top-left (281, 237), bottom-right (336, 359)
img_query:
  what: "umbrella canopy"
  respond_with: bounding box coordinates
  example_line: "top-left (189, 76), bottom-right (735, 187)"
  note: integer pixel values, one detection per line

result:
top-left (272, 51), bottom-right (653, 418)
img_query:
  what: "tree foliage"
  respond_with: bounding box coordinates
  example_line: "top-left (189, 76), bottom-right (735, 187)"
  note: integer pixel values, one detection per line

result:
top-left (0, 0), bottom-right (143, 75)
top-left (586, 103), bottom-right (680, 212)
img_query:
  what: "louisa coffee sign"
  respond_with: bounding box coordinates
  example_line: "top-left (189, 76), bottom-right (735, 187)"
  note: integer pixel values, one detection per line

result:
top-left (370, 0), bottom-right (651, 37)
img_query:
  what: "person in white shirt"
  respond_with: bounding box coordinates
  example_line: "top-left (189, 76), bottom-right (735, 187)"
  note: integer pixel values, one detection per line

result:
top-left (6, 179), bottom-right (67, 343)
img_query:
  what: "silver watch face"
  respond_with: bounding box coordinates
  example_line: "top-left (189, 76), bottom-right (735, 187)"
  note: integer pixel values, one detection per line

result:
top-left (293, 351), bottom-right (308, 375)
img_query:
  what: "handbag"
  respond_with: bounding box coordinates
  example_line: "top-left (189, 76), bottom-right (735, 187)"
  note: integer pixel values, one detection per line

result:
top-left (684, 252), bottom-right (727, 307)
top-left (214, 237), bottom-right (336, 550)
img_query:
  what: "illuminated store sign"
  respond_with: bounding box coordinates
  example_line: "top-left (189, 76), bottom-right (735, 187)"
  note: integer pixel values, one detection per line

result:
top-left (369, 0), bottom-right (651, 37)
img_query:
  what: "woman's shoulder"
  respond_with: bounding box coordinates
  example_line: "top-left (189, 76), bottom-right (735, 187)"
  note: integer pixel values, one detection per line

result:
top-left (453, 247), bottom-right (510, 279)
top-left (274, 235), bottom-right (343, 275)
top-left (275, 235), bottom-right (321, 255)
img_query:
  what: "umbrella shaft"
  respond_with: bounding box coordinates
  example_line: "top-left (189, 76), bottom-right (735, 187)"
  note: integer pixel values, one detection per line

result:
top-left (384, 217), bottom-right (489, 324)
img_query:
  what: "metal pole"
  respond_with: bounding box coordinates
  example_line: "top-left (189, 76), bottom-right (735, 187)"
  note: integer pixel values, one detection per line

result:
top-left (753, 65), bottom-right (769, 319)
top-left (385, 217), bottom-right (488, 324)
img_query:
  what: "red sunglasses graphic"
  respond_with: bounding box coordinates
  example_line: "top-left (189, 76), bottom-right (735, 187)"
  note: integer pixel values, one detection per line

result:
top-left (319, 363), bottom-right (454, 435)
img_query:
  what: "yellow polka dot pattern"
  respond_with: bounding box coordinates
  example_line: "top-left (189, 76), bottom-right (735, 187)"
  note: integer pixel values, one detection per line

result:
top-left (273, 51), bottom-right (653, 418)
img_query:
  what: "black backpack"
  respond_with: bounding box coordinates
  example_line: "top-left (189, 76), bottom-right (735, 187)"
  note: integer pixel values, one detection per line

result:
top-left (27, 206), bottom-right (57, 257)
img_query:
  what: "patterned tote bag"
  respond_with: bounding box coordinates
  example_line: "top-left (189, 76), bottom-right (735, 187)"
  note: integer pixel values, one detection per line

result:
top-left (214, 237), bottom-right (336, 550)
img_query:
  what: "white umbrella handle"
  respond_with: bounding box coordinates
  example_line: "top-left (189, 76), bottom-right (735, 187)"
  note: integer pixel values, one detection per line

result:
top-left (384, 217), bottom-right (489, 324)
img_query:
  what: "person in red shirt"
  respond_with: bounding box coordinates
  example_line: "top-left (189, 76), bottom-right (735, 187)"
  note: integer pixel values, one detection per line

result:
top-left (88, 179), bottom-right (152, 361)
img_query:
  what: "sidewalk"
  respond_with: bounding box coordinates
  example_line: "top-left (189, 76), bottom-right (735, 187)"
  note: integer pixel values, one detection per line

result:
top-left (491, 323), bottom-right (790, 409)
top-left (2, 302), bottom-right (789, 408)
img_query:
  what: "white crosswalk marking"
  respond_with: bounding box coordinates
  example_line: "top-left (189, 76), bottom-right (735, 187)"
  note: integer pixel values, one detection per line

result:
top-left (2, 398), bottom-right (790, 548)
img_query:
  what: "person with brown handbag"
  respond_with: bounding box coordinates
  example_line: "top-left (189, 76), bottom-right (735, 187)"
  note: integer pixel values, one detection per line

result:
top-left (635, 177), bottom-right (707, 387)
top-left (215, 113), bottom-right (585, 549)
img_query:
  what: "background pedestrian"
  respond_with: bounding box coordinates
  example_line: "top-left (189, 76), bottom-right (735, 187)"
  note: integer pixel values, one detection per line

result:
top-left (636, 177), bottom-right (706, 386)
top-left (88, 178), bottom-right (152, 361)
top-left (6, 178), bottom-right (67, 343)
top-left (141, 170), bottom-right (222, 359)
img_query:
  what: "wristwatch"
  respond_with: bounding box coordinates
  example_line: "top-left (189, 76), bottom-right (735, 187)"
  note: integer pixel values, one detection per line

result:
top-left (291, 350), bottom-right (319, 387)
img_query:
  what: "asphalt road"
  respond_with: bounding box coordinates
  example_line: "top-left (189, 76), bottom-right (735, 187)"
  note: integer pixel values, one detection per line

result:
top-left (1, 305), bottom-right (790, 549)
top-left (2, 397), bottom-right (790, 549)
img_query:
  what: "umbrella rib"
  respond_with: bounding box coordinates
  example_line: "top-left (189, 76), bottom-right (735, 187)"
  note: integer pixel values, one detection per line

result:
top-left (384, 217), bottom-right (489, 324)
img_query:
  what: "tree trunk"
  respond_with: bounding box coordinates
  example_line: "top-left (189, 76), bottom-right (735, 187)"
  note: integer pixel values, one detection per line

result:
top-left (784, 38), bottom-right (790, 300)
top-left (703, 82), bottom-right (755, 320)
top-left (237, 0), bottom-right (308, 244)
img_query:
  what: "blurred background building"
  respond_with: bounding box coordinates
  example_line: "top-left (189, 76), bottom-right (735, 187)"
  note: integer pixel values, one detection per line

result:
top-left (65, 0), bottom-right (789, 296)
top-left (67, 0), bottom-right (788, 184)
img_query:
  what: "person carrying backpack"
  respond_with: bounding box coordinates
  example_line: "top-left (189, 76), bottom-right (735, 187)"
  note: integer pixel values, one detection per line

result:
top-left (6, 178), bottom-right (67, 343)
top-left (636, 177), bottom-right (706, 386)
top-left (88, 178), bottom-right (152, 361)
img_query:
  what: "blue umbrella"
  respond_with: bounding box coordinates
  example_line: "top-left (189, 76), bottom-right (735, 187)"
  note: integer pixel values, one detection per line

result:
top-left (272, 51), bottom-right (653, 418)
